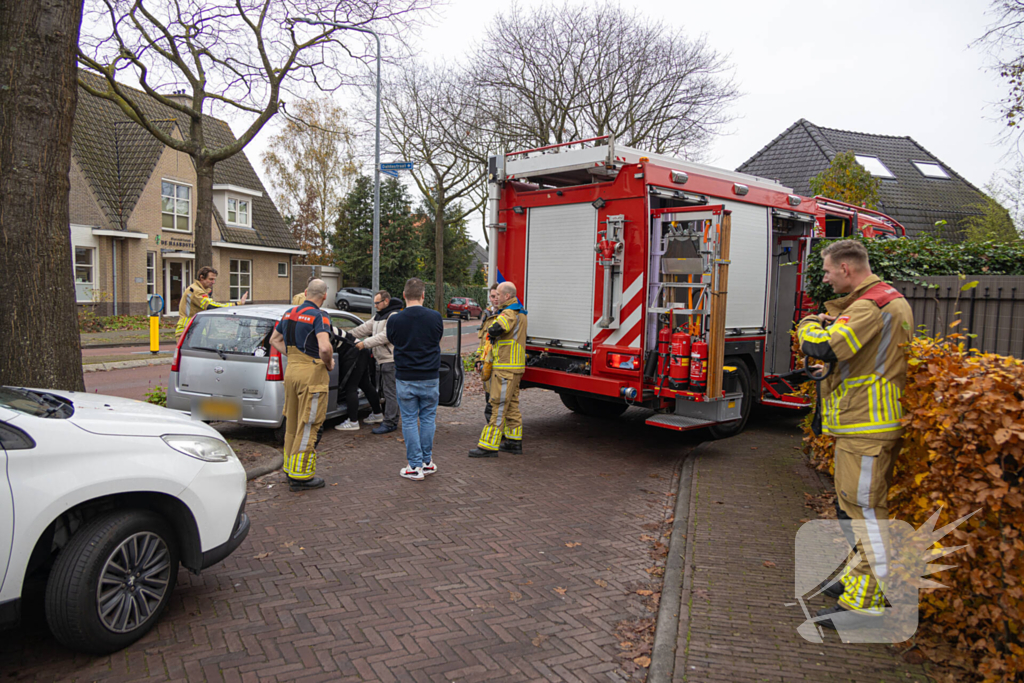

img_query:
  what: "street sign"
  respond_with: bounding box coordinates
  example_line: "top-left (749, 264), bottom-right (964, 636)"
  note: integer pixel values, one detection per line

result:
top-left (380, 161), bottom-right (414, 171)
top-left (381, 169), bottom-right (400, 179)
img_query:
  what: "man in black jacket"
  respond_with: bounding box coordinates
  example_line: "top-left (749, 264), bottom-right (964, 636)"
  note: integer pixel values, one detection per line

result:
top-left (386, 278), bottom-right (444, 481)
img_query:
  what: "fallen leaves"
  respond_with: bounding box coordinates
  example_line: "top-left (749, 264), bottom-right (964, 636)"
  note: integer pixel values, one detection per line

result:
top-left (763, 560), bottom-right (776, 569)
top-left (553, 587), bottom-right (567, 596)
top-left (253, 552), bottom-right (272, 559)
top-left (636, 589), bottom-right (653, 596)
top-left (633, 656), bottom-right (651, 668)
top-left (594, 579), bottom-right (608, 588)
top-left (565, 542), bottom-right (582, 548)
top-left (508, 591), bottom-right (522, 602)
top-left (639, 534), bottom-right (656, 542)
top-left (531, 634), bottom-right (547, 647)
top-left (645, 566), bottom-right (664, 577)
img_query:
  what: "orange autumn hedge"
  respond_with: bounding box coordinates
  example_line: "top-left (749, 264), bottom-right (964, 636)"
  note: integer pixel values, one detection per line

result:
top-left (801, 336), bottom-right (1024, 682)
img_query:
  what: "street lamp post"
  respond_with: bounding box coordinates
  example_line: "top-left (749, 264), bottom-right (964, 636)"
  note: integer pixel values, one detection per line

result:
top-left (293, 18), bottom-right (382, 292)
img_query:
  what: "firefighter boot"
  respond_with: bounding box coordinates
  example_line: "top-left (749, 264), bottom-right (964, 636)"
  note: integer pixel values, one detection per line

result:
top-left (468, 446), bottom-right (499, 458)
top-left (814, 604), bottom-right (883, 631)
top-left (499, 439), bottom-right (522, 454)
top-left (289, 476), bottom-right (326, 492)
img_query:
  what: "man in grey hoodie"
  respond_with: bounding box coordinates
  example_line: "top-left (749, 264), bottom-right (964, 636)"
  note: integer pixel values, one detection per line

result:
top-left (349, 289), bottom-right (404, 434)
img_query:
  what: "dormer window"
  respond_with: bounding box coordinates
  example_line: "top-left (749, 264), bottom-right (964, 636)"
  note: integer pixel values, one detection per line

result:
top-left (227, 196), bottom-right (250, 227)
top-left (854, 155), bottom-right (895, 179)
top-left (911, 160), bottom-right (950, 179)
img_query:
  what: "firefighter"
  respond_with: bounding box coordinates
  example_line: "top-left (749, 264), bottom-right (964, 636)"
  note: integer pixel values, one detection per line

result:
top-left (469, 281), bottom-right (528, 458)
top-left (476, 283), bottom-right (501, 423)
top-left (176, 266), bottom-right (246, 338)
top-left (796, 240), bottom-right (913, 630)
top-left (269, 279), bottom-right (336, 492)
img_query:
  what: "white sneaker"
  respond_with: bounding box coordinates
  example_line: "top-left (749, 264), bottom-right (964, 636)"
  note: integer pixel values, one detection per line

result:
top-left (334, 419), bottom-right (359, 431)
top-left (400, 465), bottom-right (424, 480)
top-left (364, 412), bottom-right (384, 424)
top-left (421, 461), bottom-right (437, 476)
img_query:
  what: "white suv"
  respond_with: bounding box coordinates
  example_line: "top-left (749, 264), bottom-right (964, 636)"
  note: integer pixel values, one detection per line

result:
top-left (0, 386), bottom-right (249, 654)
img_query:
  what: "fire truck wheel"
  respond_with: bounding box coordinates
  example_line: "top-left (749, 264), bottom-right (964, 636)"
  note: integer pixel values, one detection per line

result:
top-left (574, 396), bottom-right (629, 419)
top-left (559, 393), bottom-right (582, 412)
top-left (708, 361), bottom-right (753, 440)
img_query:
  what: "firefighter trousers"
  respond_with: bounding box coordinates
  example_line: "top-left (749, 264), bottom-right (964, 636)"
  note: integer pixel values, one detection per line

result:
top-left (282, 348), bottom-right (330, 480)
top-left (478, 371), bottom-right (522, 450)
top-left (833, 436), bottom-right (901, 614)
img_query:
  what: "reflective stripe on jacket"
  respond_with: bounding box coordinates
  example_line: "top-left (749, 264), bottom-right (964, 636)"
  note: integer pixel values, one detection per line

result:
top-left (489, 298), bottom-right (528, 374)
top-left (176, 280), bottom-right (234, 335)
top-left (796, 275), bottom-right (913, 439)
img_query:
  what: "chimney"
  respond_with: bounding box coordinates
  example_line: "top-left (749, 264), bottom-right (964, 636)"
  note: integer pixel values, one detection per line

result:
top-left (164, 89), bottom-right (193, 109)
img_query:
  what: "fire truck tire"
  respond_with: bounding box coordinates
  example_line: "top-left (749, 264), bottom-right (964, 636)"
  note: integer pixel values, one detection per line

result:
top-left (708, 361), bottom-right (753, 440)
top-left (574, 396), bottom-right (629, 419)
top-left (559, 393), bottom-right (582, 412)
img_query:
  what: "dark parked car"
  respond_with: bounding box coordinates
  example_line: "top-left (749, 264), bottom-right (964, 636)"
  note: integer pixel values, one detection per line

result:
top-left (335, 287), bottom-right (374, 312)
top-left (446, 297), bottom-right (483, 319)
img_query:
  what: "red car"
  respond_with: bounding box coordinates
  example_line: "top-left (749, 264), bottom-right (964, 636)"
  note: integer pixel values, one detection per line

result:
top-left (446, 297), bottom-right (483, 319)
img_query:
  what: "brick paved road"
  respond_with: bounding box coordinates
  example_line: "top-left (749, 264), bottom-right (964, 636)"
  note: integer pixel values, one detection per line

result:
top-left (1, 389), bottom-right (688, 682)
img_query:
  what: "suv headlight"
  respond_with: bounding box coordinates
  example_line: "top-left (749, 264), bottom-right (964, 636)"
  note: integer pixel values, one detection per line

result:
top-left (162, 435), bottom-right (236, 462)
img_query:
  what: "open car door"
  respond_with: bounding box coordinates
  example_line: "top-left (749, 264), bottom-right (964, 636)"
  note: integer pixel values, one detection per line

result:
top-left (438, 318), bottom-right (465, 408)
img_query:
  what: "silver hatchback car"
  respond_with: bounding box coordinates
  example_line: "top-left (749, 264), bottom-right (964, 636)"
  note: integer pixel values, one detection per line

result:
top-left (166, 304), bottom-right (465, 439)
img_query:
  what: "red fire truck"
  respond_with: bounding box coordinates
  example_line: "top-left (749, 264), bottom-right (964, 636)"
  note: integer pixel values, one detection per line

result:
top-left (484, 136), bottom-right (905, 438)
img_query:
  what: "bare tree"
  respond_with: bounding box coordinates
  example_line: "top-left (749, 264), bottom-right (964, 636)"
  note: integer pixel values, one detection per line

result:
top-left (976, 1), bottom-right (1024, 135)
top-left (377, 63), bottom-right (486, 309)
top-left (464, 1), bottom-right (739, 158)
top-left (77, 0), bottom-right (435, 267)
top-left (263, 97), bottom-right (358, 264)
top-left (0, 0), bottom-right (86, 391)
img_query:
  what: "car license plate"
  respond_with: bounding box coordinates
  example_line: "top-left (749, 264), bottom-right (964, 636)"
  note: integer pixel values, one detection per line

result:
top-left (193, 397), bottom-right (242, 422)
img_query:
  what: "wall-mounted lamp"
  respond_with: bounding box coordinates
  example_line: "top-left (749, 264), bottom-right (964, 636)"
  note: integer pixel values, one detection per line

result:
top-left (512, 206), bottom-right (525, 215)
top-left (787, 195), bottom-right (801, 207)
top-left (733, 183), bottom-right (749, 196)
top-left (670, 170), bottom-right (689, 185)
top-left (592, 197), bottom-right (606, 209)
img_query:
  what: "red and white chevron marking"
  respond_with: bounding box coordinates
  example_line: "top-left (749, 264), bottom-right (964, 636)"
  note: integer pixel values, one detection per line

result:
top-left (593, 274), bottom-right (645, 349)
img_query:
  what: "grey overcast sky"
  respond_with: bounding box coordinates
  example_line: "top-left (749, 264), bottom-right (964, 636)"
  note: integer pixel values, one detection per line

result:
top-left (245, 0), bottom-right (1012, 245)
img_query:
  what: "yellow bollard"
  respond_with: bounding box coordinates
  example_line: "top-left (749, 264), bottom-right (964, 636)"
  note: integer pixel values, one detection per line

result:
top-left (149, 294), bottom-right (164, 354)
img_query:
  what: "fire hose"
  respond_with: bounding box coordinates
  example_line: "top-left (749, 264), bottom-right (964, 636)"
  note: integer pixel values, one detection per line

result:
top-left (803, 355), bottom-right (834, 437)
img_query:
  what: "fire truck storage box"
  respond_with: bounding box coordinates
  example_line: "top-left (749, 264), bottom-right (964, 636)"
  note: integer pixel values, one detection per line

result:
top-left (674, 393), bottom-right (743, 422)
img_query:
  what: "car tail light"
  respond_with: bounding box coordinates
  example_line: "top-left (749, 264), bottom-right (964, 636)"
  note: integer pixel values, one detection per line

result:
top-left (170, 318), bottom-right (194, 372)
top-left (266, 346), bottom-right (283, 381)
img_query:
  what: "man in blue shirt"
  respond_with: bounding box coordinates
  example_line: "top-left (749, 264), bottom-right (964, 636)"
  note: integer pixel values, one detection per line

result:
top-left (385, 278), bottom-right (444, 480)
top-left (270, 279), bottom-right (335, 491)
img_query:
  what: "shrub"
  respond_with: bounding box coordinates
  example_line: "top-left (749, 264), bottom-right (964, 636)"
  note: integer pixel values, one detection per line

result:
top-left (804, 236), bottom-right (1024, 307)
top-left (144, 385), bottom-right (167, 407)
top-left (801, 336), bottom-right (1024, 680)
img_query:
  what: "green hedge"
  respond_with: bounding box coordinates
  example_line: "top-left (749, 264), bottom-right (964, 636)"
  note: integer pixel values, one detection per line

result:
top-left (805, 236), bottom-right (1024, 306)
top-left (379, 275), bottom-right (488, 312)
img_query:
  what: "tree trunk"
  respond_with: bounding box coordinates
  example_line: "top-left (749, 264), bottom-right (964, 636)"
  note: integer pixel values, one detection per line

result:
top-left (0, 0), bottom-right (85, 391)
top-left (194, 159), bottom-right (215, 270)
top-left (434, 191), bottom-right (445, 311)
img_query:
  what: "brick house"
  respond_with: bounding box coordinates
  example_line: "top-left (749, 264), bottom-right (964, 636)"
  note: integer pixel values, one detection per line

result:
top-left (736, 119), bottom-right (989, 238)
top-left (70, 72), bottom-right (304, 316)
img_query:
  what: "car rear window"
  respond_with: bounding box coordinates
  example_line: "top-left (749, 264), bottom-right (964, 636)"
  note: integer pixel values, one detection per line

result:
top-left (451, 298), bottom-right (464, 304)
top-left (184, 316), bottom-right (276, 356)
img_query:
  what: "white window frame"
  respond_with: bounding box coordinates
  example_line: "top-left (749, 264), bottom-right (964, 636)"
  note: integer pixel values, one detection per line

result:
top-left (227, 195), bottom-right (251, 227)
top-left (229, 258), bottom-right (252, 302)
top-left (74, 246), bottom-right (96, 303)
top-left (146, 251), bottom-right (157, 296)
top-left (854, 155), bottom-right (895, 179)
top-left (911, 160), bottom-right (950, 179)
top-left (278, 261), bottom-right (288, 277)
top-left (161, 180), bottom-right (192, 232)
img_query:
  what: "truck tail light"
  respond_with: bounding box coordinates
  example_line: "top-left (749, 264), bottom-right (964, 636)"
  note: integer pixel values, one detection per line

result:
top-left (170, 318), bottom-right (194, 372)
top-left (266, 346), bottom-right (283, 381)
top-left (608, 353), bottom-right (638, 370)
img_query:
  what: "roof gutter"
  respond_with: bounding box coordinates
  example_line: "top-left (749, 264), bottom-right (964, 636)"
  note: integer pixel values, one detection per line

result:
top-left (212, 241), bottom-right (306, 256)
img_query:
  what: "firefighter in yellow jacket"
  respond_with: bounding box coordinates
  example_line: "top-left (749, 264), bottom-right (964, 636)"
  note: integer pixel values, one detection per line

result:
top-left (469, 281), bottom-right (527, 457)
top-left (176, 266), bottom-right (247, 338)
top-left (796, 240), bottom-right (913, 631)
top-left (269, 279), bottom-right (335, 492)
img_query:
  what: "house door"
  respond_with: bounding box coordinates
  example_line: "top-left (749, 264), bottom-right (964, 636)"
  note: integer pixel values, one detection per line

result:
top-left (163, 260), bottom-right (192, 314)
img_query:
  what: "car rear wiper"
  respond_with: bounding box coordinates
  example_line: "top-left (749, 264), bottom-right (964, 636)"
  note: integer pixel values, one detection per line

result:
top-left (191, 346), bottom-right (227, 360)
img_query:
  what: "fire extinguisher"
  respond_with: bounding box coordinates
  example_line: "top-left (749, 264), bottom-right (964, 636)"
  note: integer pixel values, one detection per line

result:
top-left (657, 325), bottom-right (672, 382)
top-left (669, 331), bottom-right (691, 389)
top-left (690, 339), bottom-right (708, 391)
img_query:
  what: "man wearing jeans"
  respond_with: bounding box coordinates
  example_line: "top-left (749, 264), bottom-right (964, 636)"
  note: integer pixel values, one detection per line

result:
top-left (386, 278), bottom-right (444, 480)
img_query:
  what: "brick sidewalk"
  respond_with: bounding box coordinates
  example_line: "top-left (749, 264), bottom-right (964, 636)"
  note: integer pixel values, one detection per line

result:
top-left (1, 390), bottom-right (688, 682)
top-left (673, 409), bottom-right (933, 682)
